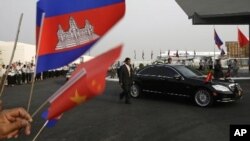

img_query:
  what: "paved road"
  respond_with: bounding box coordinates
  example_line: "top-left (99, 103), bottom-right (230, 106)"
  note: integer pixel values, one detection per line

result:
top-left (1, 77), bottom-right (250, 141)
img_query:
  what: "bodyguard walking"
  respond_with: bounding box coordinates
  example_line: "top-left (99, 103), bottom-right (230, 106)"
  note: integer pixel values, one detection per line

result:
top-left (214, 59), bottom-right (224, 79)
top-left (119, 58), bottom-right (133, 104)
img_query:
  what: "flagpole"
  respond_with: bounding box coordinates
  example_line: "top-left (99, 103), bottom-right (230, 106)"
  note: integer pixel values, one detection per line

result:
top-left (213, 25), bottom-right (216, 69)
top-left (31, 100), bottom-right (48, 118)
top-left (237, 26), bottom-right (240, 58)
top-left (32, 120), bottom-right (49, 141)
top-left (27, 13), bottom-right (45, 112)
top-left (214, 45), bottom-right (215, 68)
top-left (0, 13), bottom-right (23, 97)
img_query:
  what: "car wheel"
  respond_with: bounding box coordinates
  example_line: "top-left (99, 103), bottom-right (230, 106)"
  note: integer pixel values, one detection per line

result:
top-left (194, 89), bottom-right (214, 107)
top-left (130, 84), bottom-right (141, 98)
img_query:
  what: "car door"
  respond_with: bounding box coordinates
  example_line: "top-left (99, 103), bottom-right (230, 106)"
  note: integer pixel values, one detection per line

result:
top-left (137, 66), bottom-right (164, 93)
top-left (162, 67), bottom-right (188, 97)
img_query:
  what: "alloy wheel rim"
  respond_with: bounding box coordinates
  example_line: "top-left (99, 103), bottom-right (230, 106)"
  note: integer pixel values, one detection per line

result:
top-left (131, 85), bottom-right (139, 97)
top-left (195, 90), bottom-right (210, 107)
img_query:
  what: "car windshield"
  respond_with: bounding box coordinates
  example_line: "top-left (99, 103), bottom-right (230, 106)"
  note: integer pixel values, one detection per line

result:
top-left (174, 65), bottom-right (202, 78)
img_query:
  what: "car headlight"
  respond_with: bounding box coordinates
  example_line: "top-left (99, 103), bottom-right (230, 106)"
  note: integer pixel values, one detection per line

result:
top-left (212, 85), bottom-right (231, 92)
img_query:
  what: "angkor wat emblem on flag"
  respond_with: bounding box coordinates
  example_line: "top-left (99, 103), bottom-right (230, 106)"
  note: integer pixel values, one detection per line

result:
top-left (56, 16), bottom-right (99, 50)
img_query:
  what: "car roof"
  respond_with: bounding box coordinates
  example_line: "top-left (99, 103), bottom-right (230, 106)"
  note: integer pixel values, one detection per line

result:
top-left (148, 64), bottom-right (184, 68)
top-left (137, 64), bottom-right (184, 73)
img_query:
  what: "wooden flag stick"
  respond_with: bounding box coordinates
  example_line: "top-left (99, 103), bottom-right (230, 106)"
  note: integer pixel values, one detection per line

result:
top-left (27, 74), bottom-right (36, 112)
top-left (32, 120), bottom-right (49, 141)
top-left (27, 13), bottom-right (45, 112)
top-left (0, 13), bottom-right (24, 97)
top-left (31, 100), bottom-right (48, 118)
top-left (213, 25), bottom-right (216, 69)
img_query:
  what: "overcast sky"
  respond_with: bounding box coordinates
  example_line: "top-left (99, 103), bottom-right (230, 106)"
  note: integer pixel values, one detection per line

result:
top-left (0, 0), bottom-right (248, 61)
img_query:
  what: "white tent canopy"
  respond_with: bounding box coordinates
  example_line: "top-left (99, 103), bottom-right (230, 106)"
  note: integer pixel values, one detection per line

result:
top-left (0, 41), bottom-right (94, 66)
top-left (0, 41), bottom-right (36, 65)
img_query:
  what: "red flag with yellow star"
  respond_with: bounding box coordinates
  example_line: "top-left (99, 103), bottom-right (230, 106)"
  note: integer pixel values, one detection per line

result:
top-left (45, 45), bottom-right (122, 120)
top-left (204, 71), bottom-right (213, 83)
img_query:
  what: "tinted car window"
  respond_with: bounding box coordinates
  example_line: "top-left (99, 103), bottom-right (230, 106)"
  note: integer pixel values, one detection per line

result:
top-left (186, 66), bottom-right (203, 76)
top-left (138, 66), bottom-right (166, 76)
top-left (163, 67), bottom-right (178, 77)
top-left (174, 65), bottom-right (200, 78)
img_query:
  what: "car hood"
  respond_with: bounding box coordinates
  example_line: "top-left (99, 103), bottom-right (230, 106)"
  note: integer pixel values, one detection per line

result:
top-left (188, 76), bottom-right (235, 86)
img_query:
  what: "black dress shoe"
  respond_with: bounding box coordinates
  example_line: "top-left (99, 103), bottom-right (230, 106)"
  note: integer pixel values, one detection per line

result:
top-left (119, 94), bottom-right (123, 101)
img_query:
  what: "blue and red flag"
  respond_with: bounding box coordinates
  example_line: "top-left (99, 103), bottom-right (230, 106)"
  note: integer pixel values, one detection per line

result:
top-left (214, 29), bottom-right (223, 49)
top-left (43, 45), bottom-right (122, 121)
top-left (220, 48), bottom-right (225, 56)
top-left (36, 0), bottom-right (125, 73)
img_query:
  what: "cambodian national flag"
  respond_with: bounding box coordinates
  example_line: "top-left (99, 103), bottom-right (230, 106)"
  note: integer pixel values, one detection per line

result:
top-left (36, 0), bottom-right (125, 73)
top-left (214, 29), bottom-right (223, 49)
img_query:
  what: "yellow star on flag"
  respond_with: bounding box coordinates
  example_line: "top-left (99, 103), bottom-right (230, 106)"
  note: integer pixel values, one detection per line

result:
top-left (90, 79), bottom-right (103, 92)
top-left (70, 90), bottom-right (87, 105)
top-left (91, 80), bottom-right (96, 86)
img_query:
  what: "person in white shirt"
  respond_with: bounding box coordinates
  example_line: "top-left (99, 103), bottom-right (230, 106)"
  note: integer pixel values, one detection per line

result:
top-left (0, 65), bottom-right (6, 86)
top-left (0, 65), bottom-right (3, 87)
top-left (21, 65), bottom-right (27, 84)
top-left (7, 66), bottom-right (16, 86)
top-left (26, 65), bottom-right (32, 83)
top-left (15, 63), bottom-right (22, 85)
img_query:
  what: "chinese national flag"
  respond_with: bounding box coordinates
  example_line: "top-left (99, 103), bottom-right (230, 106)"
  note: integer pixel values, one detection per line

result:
top-left (204, 71), bottom-right (213, 83)
top-left (238, 28), bottom-right (249, 48)
top-left (45, 45), bottom-right (122, 120)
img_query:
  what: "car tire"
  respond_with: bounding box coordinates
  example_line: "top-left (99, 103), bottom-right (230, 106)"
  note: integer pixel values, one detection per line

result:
top-left (130, 84), bottom-right (141, 98)
top-left (194, 89), bottom-right (214, 107)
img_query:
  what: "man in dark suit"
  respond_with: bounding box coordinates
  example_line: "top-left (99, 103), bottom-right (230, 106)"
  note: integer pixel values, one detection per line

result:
top-left (119, 58), bottom-right (133, 104)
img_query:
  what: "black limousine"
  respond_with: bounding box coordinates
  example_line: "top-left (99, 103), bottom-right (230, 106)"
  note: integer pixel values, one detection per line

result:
top-left (131, 64), bottom-right (243, 107)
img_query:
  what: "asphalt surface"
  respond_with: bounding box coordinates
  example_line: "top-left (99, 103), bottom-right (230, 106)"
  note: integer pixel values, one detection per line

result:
top-left (1, 77), bottom-right (250, 141)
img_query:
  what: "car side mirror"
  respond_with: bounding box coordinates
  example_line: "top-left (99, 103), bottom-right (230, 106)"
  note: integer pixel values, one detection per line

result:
top-left (173, 74), bottom-right (182, 80)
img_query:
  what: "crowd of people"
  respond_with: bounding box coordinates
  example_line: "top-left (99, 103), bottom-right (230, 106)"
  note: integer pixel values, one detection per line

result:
top-left (227, 59), bottom-right (239, 77)
top-left (198, 58), bottom-right (214, 71)
top-left (213, 59), bottom-right (239, 79)
top-left (0, 62), bottom-right (72, 87)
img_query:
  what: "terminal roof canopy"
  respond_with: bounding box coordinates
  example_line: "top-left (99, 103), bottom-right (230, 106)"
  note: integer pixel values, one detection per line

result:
top-left (175, 0), bottom-right (250, 25)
